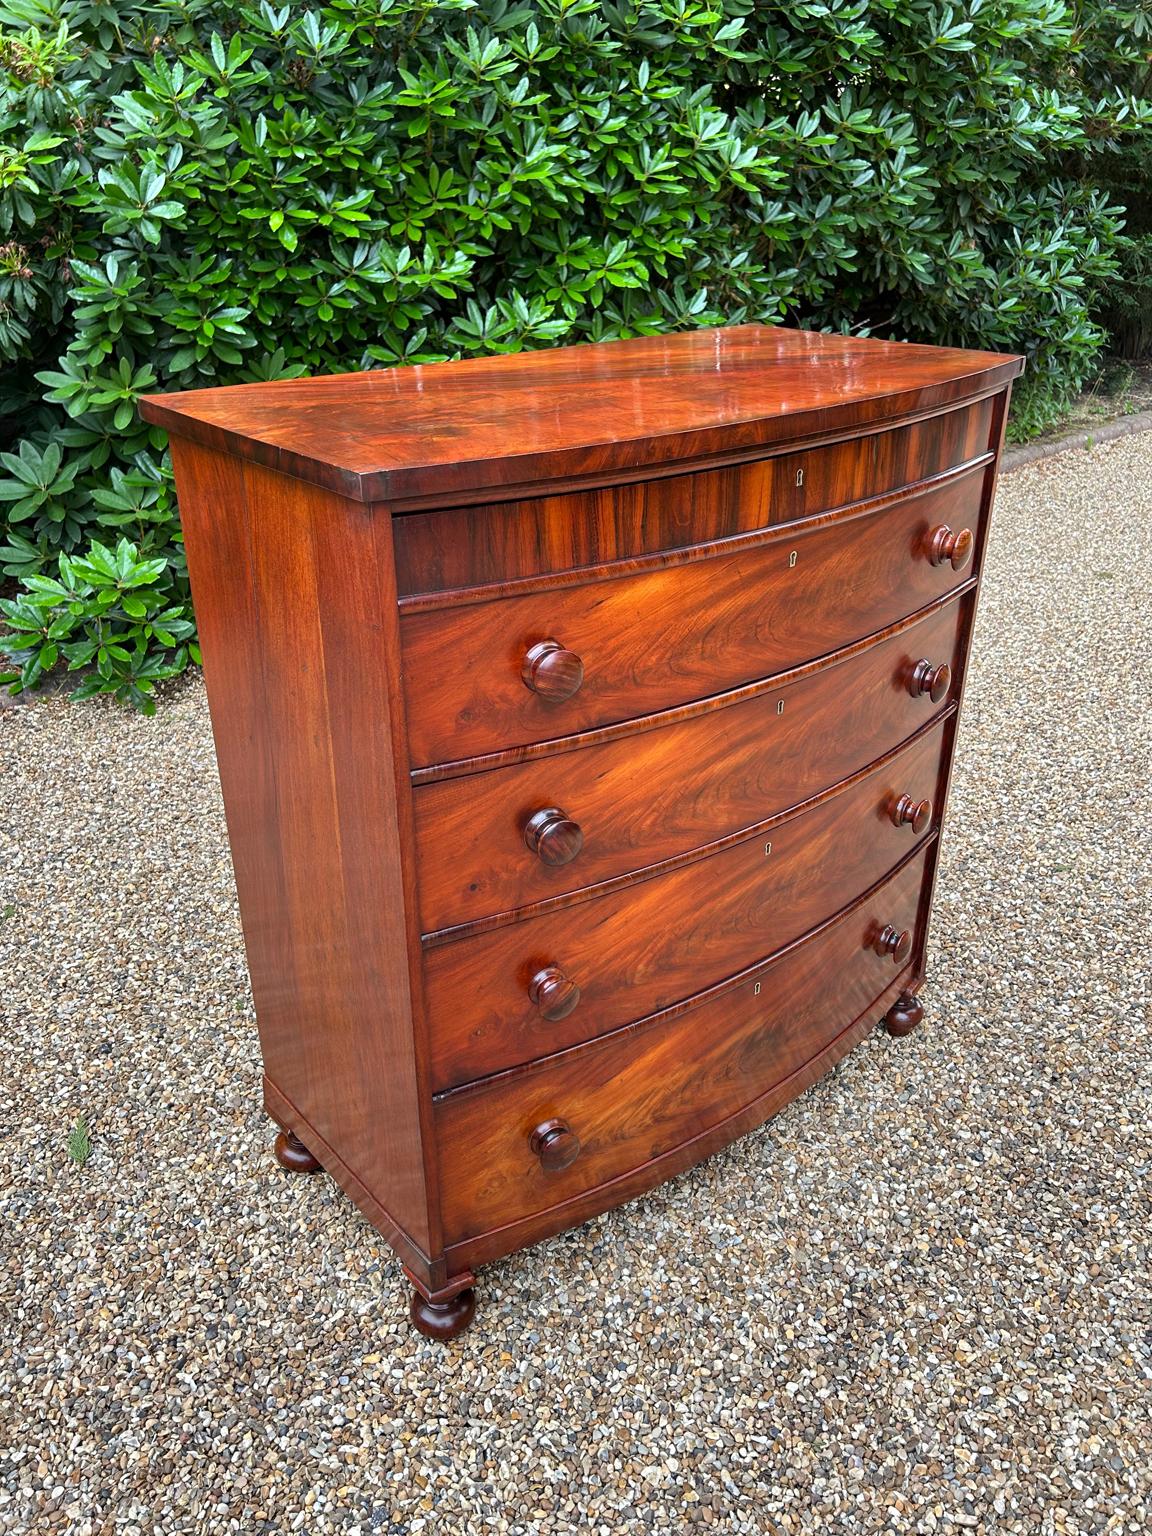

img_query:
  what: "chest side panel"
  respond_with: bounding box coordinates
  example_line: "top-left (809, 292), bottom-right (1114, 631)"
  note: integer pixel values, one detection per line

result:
top-left (168, 439), bottom-right (435, 1257)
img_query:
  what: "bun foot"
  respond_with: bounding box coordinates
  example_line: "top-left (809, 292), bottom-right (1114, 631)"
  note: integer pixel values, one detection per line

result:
top-left (274, 1128), bottom-right (323, 1173)
top-left (410, 1286), bottom-right (476, 1341)
top-left (884, 991), bottom-right (925, 1038)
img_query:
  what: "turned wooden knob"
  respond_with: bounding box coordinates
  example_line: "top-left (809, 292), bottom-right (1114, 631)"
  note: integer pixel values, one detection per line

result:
top-left (909, 658), bottom-right (951, 703)
top-left (524, 807), bottom-right (584, 866)
top-left (522, 640), bottom-right (584, 702)
top-left (891, 793), bottom-right (932, 834)
top-left (530, 1118), bottom-right (581, 1172)
top-left (529, 965), bottom-right (581, 1022)
top-left (926, 523), bottom-right (974, 571)
top-left (874, 924), bottom-right (913, 964)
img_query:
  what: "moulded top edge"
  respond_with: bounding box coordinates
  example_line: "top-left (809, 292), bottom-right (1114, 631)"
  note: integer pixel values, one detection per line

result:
top-left (139, 324), bottom-right (1024, 505)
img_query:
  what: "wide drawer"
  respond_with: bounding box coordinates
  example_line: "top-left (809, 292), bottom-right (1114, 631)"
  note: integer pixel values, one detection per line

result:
top-left (434, 844), bottom-right (931, 1246)
top-left (392, 394), bottom-right (997, 596)
top-left (425, 717), bottom-right (949, 1089)
top-left (413, 593), bottom-right (969, 933)
top-left (400, 459), bottom-right (988, 766)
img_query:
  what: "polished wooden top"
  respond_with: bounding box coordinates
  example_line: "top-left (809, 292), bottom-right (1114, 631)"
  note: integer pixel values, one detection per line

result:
top-left (140, 325), bottom-right (1023, 506)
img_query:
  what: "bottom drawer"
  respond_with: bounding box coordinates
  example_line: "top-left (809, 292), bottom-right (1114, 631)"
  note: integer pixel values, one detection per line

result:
top-left (435, 844), bottom-right (932, 1246)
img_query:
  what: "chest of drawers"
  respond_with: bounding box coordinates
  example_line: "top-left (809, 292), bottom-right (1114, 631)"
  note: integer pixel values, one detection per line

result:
top-left (141, 326), bottom-right (1022, 1339)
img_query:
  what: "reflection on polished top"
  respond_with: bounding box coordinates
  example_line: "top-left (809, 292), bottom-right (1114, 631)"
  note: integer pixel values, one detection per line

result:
top-left (139, 324), bottom-right (1022, 506)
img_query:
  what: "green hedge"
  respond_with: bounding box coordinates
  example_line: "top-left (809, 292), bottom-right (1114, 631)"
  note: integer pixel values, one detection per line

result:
top-left (1090, 142), bottom-right (1152, 361)
top-left (1, 0), bottom-right (1149, 707)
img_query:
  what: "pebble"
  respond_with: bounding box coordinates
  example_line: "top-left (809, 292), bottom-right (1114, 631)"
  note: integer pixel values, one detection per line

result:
top-left (1, 433), bottom-right (1150, 1533)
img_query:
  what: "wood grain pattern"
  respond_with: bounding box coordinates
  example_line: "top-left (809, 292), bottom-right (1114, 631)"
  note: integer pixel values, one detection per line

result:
top-left (434, 846), bottom-right (931, 1245)
top-left (140, 325), bottom-right (1022, 506)
top-left (392, 395), bottom-right (996, 595)
top-left (154, 333), bottom-right (1017, 1330)
top-left (443, 967), bottom-right (913, 1275)
top-left (423, 717), bottom-right (950, 1090)
top-left (400, 461), bottom-right (987, 765)
top-left (413, 594), bottom-right (970, 934)
top-left (169, 439), bottom-right (435, 1254)
top-left (409, 582), bottom-right (973, 788)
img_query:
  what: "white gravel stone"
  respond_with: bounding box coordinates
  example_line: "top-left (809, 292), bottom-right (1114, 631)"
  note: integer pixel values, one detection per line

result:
top-left (1, 432), bottom-right (1150, 1534)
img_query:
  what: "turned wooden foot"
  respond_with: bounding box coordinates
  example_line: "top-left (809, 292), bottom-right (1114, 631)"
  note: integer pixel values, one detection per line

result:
top-left (884, 991), bottom-right (925, 1038)
top-left (273, 1128), bottom-right (323, 1173)
top-left (409, 1286), bottom-right (476, 1341)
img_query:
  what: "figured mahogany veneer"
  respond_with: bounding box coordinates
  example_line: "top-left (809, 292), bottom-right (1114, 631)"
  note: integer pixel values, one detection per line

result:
top-left (434, 847), bottom-right (933, 1244)
top-left (141, 325), bottom-right (1017, 505)
top-left (413, 595), bottom-right (969, 933)
top-left (391, 395), bottom-right (996, 594)
top-left (141, 325), bottom-right (1020, 1337)
top-left (399, 462), bottom-right (986, 765)
top-left (423, 718), bottom-right (951, 1089)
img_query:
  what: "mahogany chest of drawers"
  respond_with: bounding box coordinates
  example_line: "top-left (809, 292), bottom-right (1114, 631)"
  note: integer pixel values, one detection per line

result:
top-left (141, 326), bottom-right (1023, 1338)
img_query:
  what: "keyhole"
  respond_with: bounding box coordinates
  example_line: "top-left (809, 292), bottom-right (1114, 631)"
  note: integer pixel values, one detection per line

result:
top-left (795, 467), bottom-right (804, 487)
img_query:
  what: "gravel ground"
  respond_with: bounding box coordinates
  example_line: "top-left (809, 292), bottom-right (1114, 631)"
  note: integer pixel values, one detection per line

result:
top-left (2, 433), bottom-right (1150, 1536)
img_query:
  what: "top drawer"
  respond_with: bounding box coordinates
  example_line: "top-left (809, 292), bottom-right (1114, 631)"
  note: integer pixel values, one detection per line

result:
top-left (392, 394), bottom-right (997, 595)
top-left (399, 458), bottom-right (990, 767)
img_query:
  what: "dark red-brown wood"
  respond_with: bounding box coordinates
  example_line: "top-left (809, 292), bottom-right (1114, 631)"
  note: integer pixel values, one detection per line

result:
top-left (399, 462), bottom-right (988, 766)
top-left (884, 992), bottom-right (926, 1037)
top-left (412, 594), bottom-right (970, 934)
top-left (146, 329), bottom-right (1021, 1334)
top-left (391, 395), bottom-right (996, 594)
top-left (273, 1128), bottom-right (323, 1174)
top-left (528, 965), bottom-right (582, 1024)
top-left (891, 793), bottom-right (933, 834)
top-left (141, 325), bottom-right (1020, 506)
top-left (167, 440), bottom-right (440, 1268)
top-left (422, 717), bottom-right (951, 1089)
top-left (521, 640), bottom-right (585, 703)
top-left (523, 807), bottom-right (585, 868)
top-left (434, 847), bottom-right (932, 1245)
top-left (530, 1118), bottom-right (582, 1173)
top-left (409, 1287), bottom-right (476, 1341)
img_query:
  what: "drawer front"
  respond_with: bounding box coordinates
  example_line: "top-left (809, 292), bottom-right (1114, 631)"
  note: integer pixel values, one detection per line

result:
top-left (393, 395), bottom-right (996, 597)
top-left (413, 594), bottom-right (968, 933)
top-left (401, 461), bottom-right (987, 766)
top-left (435, 845), bottom-right (931, 1245)
top-left (425, 718), bottom-right (949, 1089)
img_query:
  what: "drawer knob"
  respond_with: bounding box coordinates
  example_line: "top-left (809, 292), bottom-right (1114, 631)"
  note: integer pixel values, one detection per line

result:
top-left (909, 658), bottom-right (951, 703)
top-left (926, 523), bottom-right (974, 571)
top-left (522, 640), bottom-right (584, 702)
top-left (524, 807), bottom-right (584, 867)
top-left (529, 965), bottom-right (582, 1022)
top-left (891, 793), bottom-right (932, 834)
top-left (530, 1118), bottom-right (581, 1172)
top-left (874, 924), bottom-right (913, 965)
